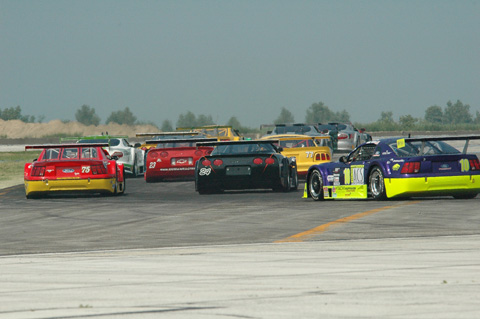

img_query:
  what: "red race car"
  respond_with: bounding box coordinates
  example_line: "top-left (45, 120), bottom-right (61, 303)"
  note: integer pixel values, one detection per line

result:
top-left (144, 136), bottom-right (215, 182)
top-left (24, 143), bottom-right (125, 198)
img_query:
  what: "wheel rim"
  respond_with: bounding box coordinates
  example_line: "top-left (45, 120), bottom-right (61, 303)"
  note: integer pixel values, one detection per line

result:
top-left (309, 171), bottom-right (322, 198)
top-left (370, 169), bottom-right (383, 197)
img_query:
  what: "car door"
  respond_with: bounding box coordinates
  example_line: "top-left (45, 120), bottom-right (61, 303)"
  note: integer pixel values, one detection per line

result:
top-left (324, 145), bottom-right (376, 199)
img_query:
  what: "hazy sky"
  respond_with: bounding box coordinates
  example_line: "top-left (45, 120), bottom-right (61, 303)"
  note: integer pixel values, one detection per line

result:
top-left (1, 0), bottom-right (479, 128)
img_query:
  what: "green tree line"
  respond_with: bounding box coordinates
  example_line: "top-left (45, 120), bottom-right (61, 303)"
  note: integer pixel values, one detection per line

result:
top-left (2, 100), bottom-right (480, 135)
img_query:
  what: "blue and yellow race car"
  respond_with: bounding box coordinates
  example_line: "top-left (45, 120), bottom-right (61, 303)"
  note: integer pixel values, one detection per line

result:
top-left (305, 136), bottom-right (480, 200)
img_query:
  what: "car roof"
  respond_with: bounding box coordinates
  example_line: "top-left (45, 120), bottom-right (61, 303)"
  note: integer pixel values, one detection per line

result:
top-left (262, 134), bottom-right (329, 140)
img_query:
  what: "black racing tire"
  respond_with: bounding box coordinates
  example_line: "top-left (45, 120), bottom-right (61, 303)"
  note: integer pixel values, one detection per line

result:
top-left (308, 169), bottom-right (324, 201)
top-left (114, 169), bottom-right (126, 196)
top-left (369, 167), bottom-right (386, 200)
top-left (132, 157), bottom-right (138, 177)
top-left (453, 193), bottom-right (478, 199)
top-left (290, 168), bottom-right (298, 191)
top-left (283, 170), bottom-right (291, 192)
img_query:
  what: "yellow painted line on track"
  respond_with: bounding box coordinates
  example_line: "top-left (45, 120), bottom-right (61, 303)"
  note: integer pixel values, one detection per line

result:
top-left (275, 201), bottom-right (421, 243)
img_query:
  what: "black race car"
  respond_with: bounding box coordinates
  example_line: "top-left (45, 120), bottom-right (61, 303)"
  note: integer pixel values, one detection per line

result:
top-left (195, 140), bottom-right (298, 194)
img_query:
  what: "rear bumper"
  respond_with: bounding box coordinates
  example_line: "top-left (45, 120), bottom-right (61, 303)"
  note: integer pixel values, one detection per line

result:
top-left (385, 175), bottom-right (480, 198)
top-left (24, 178), bottom-right (117, 196)
top-left (337, 140), bottom-right (356, 151)
top-left (145, 167), bottom-right (195, 182)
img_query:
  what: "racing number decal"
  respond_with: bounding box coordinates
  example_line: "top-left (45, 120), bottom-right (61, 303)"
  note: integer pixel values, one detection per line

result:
top-left (459, 159), bottom-right (470, 172)
top-left (149, 162), bottom-right (156, 169)
top-left (344, 168), bottom-right (351, 185)
top-left (82, 166), bottom-right (91, 173)
top-left (305, 151), bottom-right (314, 158)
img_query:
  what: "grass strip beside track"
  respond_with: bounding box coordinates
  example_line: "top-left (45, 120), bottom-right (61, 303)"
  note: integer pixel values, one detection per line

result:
top-left (0, 151), bottom-right (40, 182)
top-left (275, 201), bottom-right (421, 243)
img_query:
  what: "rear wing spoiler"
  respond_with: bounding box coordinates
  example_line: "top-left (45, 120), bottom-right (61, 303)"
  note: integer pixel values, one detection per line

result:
top-left (396, 135), bottom-right (480, 154)
top-left (136, 132), bottom-right (200, 137)
top-left (25, 143), bottom-right (109, 150)
top-left (196, 140), bottom-right (280, 147)
top-left (145, 138), bottom-right (217, 145)
top-left (60, 136), bottom-right (127, 142)
top-left (176, 125), bottom-right (233, 130)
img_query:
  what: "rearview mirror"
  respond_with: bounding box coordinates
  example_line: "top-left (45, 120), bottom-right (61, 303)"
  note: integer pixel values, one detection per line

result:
top-left (339, 156), bottom-right (347, 163)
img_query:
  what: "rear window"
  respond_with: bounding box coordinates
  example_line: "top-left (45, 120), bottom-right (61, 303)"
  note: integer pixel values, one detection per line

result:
top-left (389, 140), bottom-right (461, 157)
top-left (212, 143), bottom-right (276, 155)
top-left (61, 148), bottom-right (79, 159)
top-left (274, 126), bottom-right (318, 135)
top-left (278, 139), bottom-right (316, 148)
top-left (80, 147), bottom-right (99, 159)
top-left (43, 148), bottom-right (60, 160)
top-left (154, 142), bottom-right (197, 148)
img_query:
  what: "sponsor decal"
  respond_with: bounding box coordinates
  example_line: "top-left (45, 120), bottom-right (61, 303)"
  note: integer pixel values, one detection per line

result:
top-left (199, 167), bottom-right (212, 176)
top-left (333, 174), bottom-right (340, 186)
top-left (392, 159), bottom-right (405, 163)
top-left (160, 167), bottom-right (195, 171)
top-left (439, 164), bottom-right (451, 171)
top-left (392, 164), bottom-right (400, 171)
top-left (397, 139), bottom-right (406, 149)
top-left (62, 168), bottom-right (75, 173)
top-left (350, 165), bottom-right (364, 185)
top-left (46, 169), bottom-right (54, 173)
top-left (382, 150), bottom-right (392, 156)
top-left (327, 175), bottom-right (334, 182)
top-left (343, 165), bottom-right (364, 185)
top-left (176, 159), bottom-right (188, 164)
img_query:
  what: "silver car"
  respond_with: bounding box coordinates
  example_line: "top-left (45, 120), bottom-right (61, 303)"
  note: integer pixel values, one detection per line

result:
top-left (328, 123), bottom-right (370, 152)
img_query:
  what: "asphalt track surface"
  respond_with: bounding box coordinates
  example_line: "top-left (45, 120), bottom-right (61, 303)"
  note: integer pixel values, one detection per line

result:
top-left (1, 177), bottom-right (480, 318)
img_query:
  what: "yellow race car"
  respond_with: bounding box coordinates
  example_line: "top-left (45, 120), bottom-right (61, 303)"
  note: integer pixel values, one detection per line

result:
top-left (261, 134), bottom-right (332, 178)
top-left (176, 125), bottom-right (243, 141)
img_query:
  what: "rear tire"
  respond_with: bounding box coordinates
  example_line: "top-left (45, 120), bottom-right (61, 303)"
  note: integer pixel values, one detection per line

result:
top-left (290, 168), bottom-right (298, 191)
top-left (453, 193), bottom-right (477, 199)
top-left (369, 167), bottom-right (386, 200)
top-left (132, 156), bottom-right (139, 177)
top-left (308, 169), bottom-right (324, 201)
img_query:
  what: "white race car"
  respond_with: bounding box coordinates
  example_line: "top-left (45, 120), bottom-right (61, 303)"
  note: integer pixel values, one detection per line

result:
top-left (74, 136), bottom-right (145, 177)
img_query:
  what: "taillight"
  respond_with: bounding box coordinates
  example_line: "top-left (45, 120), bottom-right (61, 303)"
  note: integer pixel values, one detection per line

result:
top-left (401, 162), bottom-right (421, 174)
top-left (469, 159), bottom-right (480, 171)
top-left (202, 159), bottom-right (211, 166)
top-left (213, 159), bottom-right (223, 166)
top-left (31, 166), bottom-right (45, 176)
top-left (265, 158), bottom-right (275, 165)
top-left (160, 151), bottom-right (168, 158)
top-left (194, 150), bottom-right (203, 156)
top-left (315, 153), bottom-right (320, 161)
top-left (149, 151), bottom-right (158, 159)
top-left (321, 153), bottom-right (326, 161)
top-left (253, 158), bottom-right (263, 165)
top-left (338, 133), bottom-right (348, 140)
top-left (205, 150), bottom-right (212, 155)
top-left (91, 164), bottom-right (107, 174)
top-left (326, 153), bottom-right (331, 160)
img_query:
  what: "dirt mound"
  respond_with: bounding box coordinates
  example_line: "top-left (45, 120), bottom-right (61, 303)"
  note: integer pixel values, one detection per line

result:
top-left (0, 119), bottom-right (159, 139)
